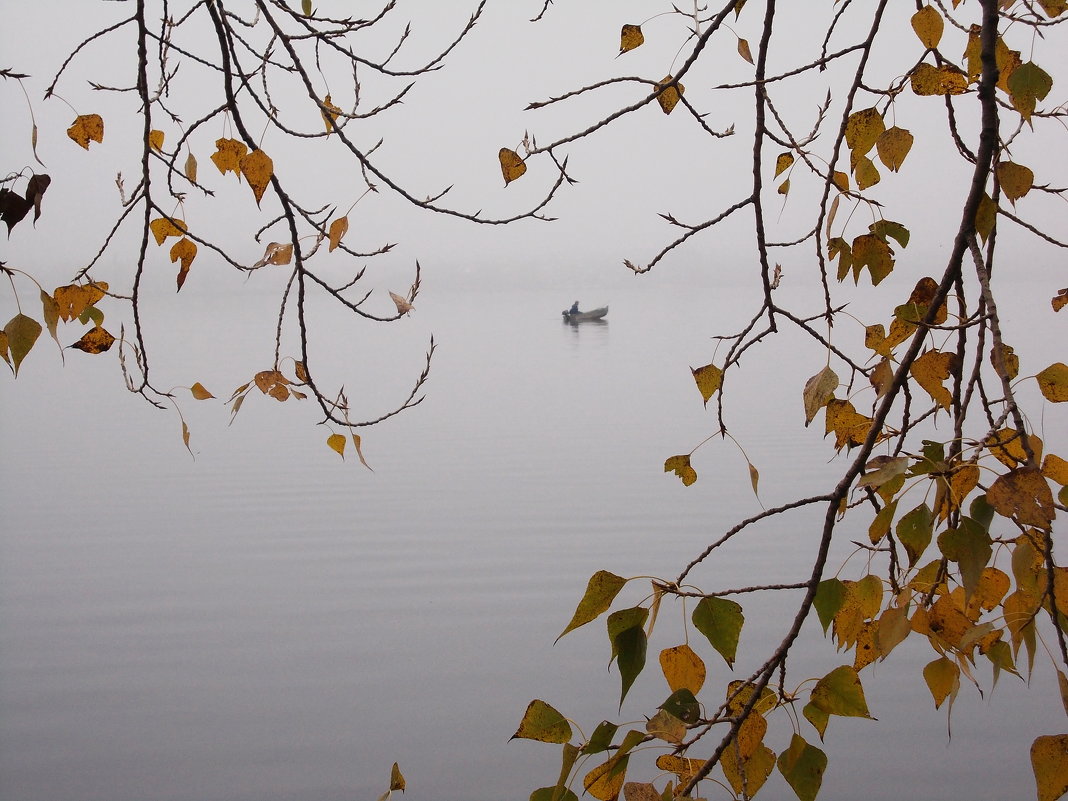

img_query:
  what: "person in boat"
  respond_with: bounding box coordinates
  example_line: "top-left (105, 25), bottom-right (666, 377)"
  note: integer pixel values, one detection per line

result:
top-left (569, 301), bottom-right (580, 315)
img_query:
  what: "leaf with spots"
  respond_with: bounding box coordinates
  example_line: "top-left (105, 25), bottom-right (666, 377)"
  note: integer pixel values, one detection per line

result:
top-left (619, 24), bottom-right (644, 54)
top-left (240, 149), bottom-right (273, 206)
top-left (70, 325), bottom-right (115, 354)
top-left (67, 113), bottom-right (104, 149)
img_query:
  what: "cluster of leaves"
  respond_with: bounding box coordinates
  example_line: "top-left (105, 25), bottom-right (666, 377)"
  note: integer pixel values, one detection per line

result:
top-left (3, 1), bottom-right (563, 459)
top-left (508, 1), bottom-right (1067, 799)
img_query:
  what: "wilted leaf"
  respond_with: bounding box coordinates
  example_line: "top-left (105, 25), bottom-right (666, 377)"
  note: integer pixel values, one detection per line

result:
top-left (659, 644), bottom-right (705, 695)
top-left (988, 467), bottom-right (1055, 529)
top-left (252, 242), bottom-right (294, 268)
top-left (190, 382), bottom-right (214, 400)
top-left (240, 149), bottom-right (273, 206)
top-left (171, 237), bottom-right (197, 290)
top-left (328, 216), bottom-right (349, 252)
top-left (351, 433), bottom-right (372, 471)
top-left (558, 570), bottom-right (628, 641)
top-left (322, 94), bottom-right (342, 133)
top-left (67, 113), bottom-right (104, 149)
top-left (70, 325), bottom-right (115, 354)
top-left (997, 161), bottom-right (1034, 204)
top-left (389, 762), bottom-right (405, 792)
top-left (53, 282), bottom-right (107, 322)
top-left (825, 398), bottom-right (874, 450)
top-left (148, 129), bottom-right (165, 152)
top-left (737, 37), bottom-right (753, 64)
top-left (1037, 362), bottom-right (1068, 402)
top-left (911, 62), bottom-right (969, 95)
top-left (184, 151), bottom-right (198, 184)
top-left (665, 454), bottom-right (697, 486)
top-left (254, 369), bottom-right (290, 400)
top-left (211, 138), bottom-right (248, 177)
top-left (803, 365), bottom-right (838, 425)
top-left (876, 127), bottom-right (914, 172)
top-left (692, 596), bottom-right (743, 668)
top-left (499, 148), bottom-right (527, 185)
top-left (0, 188), bottom-right (32, 234)
top-left (389, 291), bottom-right (413, 315)
top-left (1031, 735), bottom-right (1068, 801)
top-left (859, 455), bottom-right (908, 489)
top-left (911, 5), bottom-right (944, 48)
top-left (655, 75), bottom-right (684, 115)
top-left (645, 708), bottom-right (686, 744)
top-left (512, 699), bottom-right (572, 743)
top-left (149, 216), bottom-right (187, 245)
top-left (619, 24), bottom-right (644, 54)
top-left (910, 349), bottom-right (957, 410)
top-left (777, 734), bottom-right (827, 801)
top-left (690, 363), bottom-right (722, 405)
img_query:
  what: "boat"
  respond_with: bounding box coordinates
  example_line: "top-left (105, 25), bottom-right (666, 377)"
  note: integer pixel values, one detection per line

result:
top-left (562, 305), bottom-right (608, 322)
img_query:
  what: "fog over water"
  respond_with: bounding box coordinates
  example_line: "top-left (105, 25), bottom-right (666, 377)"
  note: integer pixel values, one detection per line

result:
top-left (2, 3), bottom-right (1066, 801)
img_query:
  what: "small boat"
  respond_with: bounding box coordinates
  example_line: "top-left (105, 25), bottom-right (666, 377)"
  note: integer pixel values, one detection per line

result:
top-left (562, 305), bottom-right (608, 322)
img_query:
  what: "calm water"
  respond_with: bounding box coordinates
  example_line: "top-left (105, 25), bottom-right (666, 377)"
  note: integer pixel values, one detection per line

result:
top-left (1, 278), bottom-right (1061, 800)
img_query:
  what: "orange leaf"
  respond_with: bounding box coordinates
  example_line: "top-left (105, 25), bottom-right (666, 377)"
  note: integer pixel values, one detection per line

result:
top-left (498, 148), bottom-right (526, 185)
top-left (619, 24), bottom-right (644, 54)
top-left (67, 114), bottom-right (104, 149)
top-left (150, 217), bottom-right (187, 246)
top-left (170, 237), bottom-right (197, 291)
top-left (328, 216), bottom-right (349, 252)
top-left (148, 129), bottom-right (165, 152)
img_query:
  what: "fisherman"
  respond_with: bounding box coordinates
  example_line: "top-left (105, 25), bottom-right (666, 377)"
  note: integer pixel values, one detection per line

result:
top-left (569, 301), bottom-right (580, 314)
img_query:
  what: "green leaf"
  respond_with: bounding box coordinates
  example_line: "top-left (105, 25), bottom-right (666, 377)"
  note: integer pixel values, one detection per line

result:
top-left (692, 596), bottom-right (744, 668)
top-left (557, 571), bottom-right (628, 642)
top-left (777, 733), bottom-right (827, 801)
top-left (814, 578), bottom-right (846, 634)
top-left (613, 625), bottom-right (647, 708)
top-left (870, 219), bottom-right (910, 249)
top-left (4, 313), bottom-right (42, 376)
top-left (896, 503), bottom-right (933, 567)
top-left (584, 721), bottom-right (618, 755)
top-left (1007, 61), bottom-right (1053, 121)
top-left (802, 701), bottom-right (829, 740)
top-left (301, 0), bottom-right (312, 14)
top-left (809, 665), bottom-right (874, 718)
top-left (512, 699), bottom-right (572, 743)
top-left (531, 787), bottom-right (579, 801)
top-left (660, 688), bottom-right (700, 724)
top-left (607, 606), bottom-right (649, 660)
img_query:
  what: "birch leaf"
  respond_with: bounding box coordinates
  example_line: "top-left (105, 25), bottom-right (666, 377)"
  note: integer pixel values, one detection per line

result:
top-left (351, 433), bottom-right (372, 471)
top-left (777, 734), bottom-right (827, 801)
top-left (557, 570), bottom-right (628, 642)
top-left (190, 382), bottom-right (215, 400)
top-left (240, 149), bottom-right (273, 206)
top-left (512, 699), bottom-right (572, 743)
top-left (804, 365), bottom-right (838, 425)
top-left (328, 216), bottom-right (349, 252)
top-left (844, 108), bottom-right (884, 157)
top-left (911, 62), bottom-right (969, 95)
top-left (619, 24), bottom-right (644, 54)
top-left (322, 94), bottom-right (342, 133)
top-left (1008, 61), bottom-right (1053, 122)
top-left (659, 644), bottom-right (705, 694)
top-left (66, 114), bottom-right (104, 149)
top-left (149, 217), bottom-right (187, 245)
top-left (499, 148), bottom-right (526, 185)
top-left (389, 763), bottom-right (405, 793)
top-left (775, 152), bottom-right (794, 177)
top-left (184, 151), bottom-right (198, 184)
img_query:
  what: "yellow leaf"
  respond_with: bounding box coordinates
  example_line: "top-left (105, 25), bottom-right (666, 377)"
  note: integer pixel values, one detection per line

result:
top-left (844, 108), bottom-right (884, 157)
top-left (149, 217), bottom-right (187, 245)
top-left (327, 433), bottom-right (346, 457)
top-left (775, 152), bottom-right (794, 177)
top-left (654, 755), bottom-right (703, 786)
top-left (665, 454), bottom-right (697, 486)
top-left (328, 216), bottom-right (349, 252)
top-left (691, 363), bottom-right (723, 405)
top-left (655, 75), bottom-right (685, 115)
top-left (1037, 362), bottom-right (1068, 402)
top-left (737, 37), bottom-right (753, 64)
top-left (721, 742), bottom-right (775, 797)
top-left (910, 62), bottom-right (969, 96)
top-left (778, 178), bottom-right (790, 195)
top-left (1037, 0), bottom-right (1067, 16)
top-left (748, 461), bottom-right (760, 497)
top-left (831, 171), bottom-right (850, 192)
top-left (322, 94), bottom-right (342, 133)
top-left (923, 657), bottom-right (959, 709)
top-left (53, 282), bottom-right (108, 322)
top-left (851, 233), bottom-right (894, 285)
top-left (876, 126), bottom-right (914, 172)
top-left (148, 129), bottom-right (165, 152)
top-left (66, 113), bottom-right (104, 149)
top-left (911, 5), bottom-right (944, 49)
top-left (1053, 288), bottom-right (1068, 313)
top-left (70, 325), bottom-right (116, 354)
top-left (389, 291), bottom-right (413, 314)
top-left (825, 398), bottom-right (873, 450)
top-left (4, 313), bottom-right (42, 375)
top-left (854, 155), bottom-right (880, 190)
top-left (659, 644), bottom-right (706, 694)
top-left (240, 149), bottom-right (273, 206)
top-left (1042, 453), bottom-right (1068, 486)
top-left (997, 161), bottom-right (1034, 204)
top-left (645, 708), bottom-right (686, 744)
top-left (190, 382), bottom-right (214, 400)
top-left (869, 358), bottom-right (894, 398)
top-left (619, 24), bottom-right (644, 54)
top-left (498, 148), bottom-right (526, 185)
top-left (910, 349), bottom-right (957, 410)
top-left (584, 755), bottom-right (630, 801)
top-left (211, 137), bottom-right (248, 177)
top-left (185, 151), bottom-right (198, 184)
top-left (1031, 735), bottom-right (1068, 801)
top-left (170, 237), bottom-right (198, 291)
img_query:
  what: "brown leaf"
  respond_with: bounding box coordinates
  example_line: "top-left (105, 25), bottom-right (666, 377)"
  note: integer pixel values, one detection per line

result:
top-left (737, 37), bottom-right (754, 64)
top-left (70, 325), bottom-right (116, 354)
top-left (910, 62), bottom-right (969, 95)
top-left (190, 382), bottom-right (215, 400)
top-left (252, 242), bottom-right (294, 268)
top-left (389, 291), bottom-right (413, 314)
top-left (655, 75), bottom-right (685, 115)
top-left (170, 237), bottom-right (198, 291)
top-left (619, 24), bottom-right (644, 54)
top-left (184, 151), bottom-right (198, 184)
top-left (988, 467), bottom-right (1055, 529)
top-left (66, 114), bottom-right (104, 149)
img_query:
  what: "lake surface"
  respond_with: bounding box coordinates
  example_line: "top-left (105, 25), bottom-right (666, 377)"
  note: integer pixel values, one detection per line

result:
top-left (1, 276), bottom-right (1062, 801)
